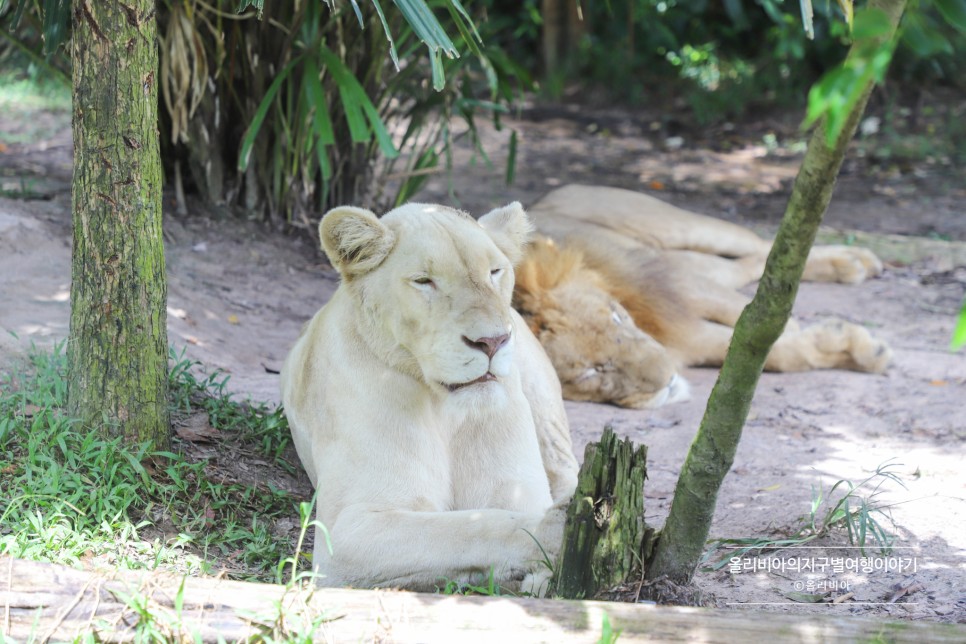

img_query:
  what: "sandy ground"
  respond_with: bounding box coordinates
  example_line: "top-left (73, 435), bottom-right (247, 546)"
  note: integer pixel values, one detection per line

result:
top-left (1, 102), bottom-right (964, 622)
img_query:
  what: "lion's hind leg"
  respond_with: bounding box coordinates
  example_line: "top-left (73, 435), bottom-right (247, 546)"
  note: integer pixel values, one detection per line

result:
top-left (765, 318), bottom-right (892, 373)
top-left (803, 246), bottom-right (884, 284)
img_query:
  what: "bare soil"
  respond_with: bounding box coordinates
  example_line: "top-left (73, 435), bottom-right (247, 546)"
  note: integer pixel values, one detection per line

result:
top-left (1, 96), bottom-right (963, 623)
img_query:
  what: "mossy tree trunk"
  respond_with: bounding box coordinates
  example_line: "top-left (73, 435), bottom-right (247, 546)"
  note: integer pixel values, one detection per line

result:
top-left (68, 0), bottom-right (169, 447)
top-left (646, 0), bottom-right (909, 582)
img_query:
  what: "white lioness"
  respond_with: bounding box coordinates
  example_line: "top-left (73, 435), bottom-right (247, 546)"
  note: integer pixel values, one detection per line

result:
top-left (281, 202), bottom-right (578, 593)
top-left (515, 185), bottom-right (893, 409)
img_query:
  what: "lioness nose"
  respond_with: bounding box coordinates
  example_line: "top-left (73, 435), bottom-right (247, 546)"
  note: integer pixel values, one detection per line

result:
top-left (463, 332), bottom-right (510, 359)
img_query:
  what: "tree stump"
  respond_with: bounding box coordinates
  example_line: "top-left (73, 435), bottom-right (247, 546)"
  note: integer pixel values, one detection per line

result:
top-left (553, 426), bottom-right (656, 599)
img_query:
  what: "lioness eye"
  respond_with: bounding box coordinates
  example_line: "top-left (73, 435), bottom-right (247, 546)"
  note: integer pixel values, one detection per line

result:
top-left (490, 268), bottom-right (504, 281)
top-left (412, 276), bottom-right (435, 288)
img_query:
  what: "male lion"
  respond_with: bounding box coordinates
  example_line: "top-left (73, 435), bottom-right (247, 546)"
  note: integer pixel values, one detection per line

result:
top-left (514, 184), bottom-right (893, 409)
top-left (281, 202), bottom-right (578, 594)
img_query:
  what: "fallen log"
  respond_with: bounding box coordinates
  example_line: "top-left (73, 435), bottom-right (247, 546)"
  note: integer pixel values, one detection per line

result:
top-left (3, 556), bottom-right (965, 642)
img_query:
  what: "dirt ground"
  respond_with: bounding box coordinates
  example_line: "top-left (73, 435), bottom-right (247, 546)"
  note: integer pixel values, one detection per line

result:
top-left (1, 96), bottom-right (964, 624)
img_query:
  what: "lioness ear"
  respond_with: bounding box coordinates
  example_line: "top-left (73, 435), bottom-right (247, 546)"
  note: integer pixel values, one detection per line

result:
top-left (319, 206), bottom-right (395, 277)
top-left (479, 202), bottom-right (533, 265)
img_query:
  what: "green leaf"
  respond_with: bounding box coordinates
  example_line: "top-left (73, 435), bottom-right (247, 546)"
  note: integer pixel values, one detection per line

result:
top-left (301, 65), bottom-right (335, 181)
top-left (348, 0), bottom-right (365, 28)
top-left (42, 0), bottom-right (70, 55)
top-left (370, 0), bottom-right (401, 70)
top-left (803, 7), bottom-right (898, 145)
top-left (430, 47), bottom-right (446, 91)
top-left (935, 0), bottom-right (966, 34)
top-left (951, 299), bottom-right (966, 351)
top-left (901, 13), bottom-right (953, 57)
top-left (449, 0), bottom-right (483, 43)
top-left (505, 130), bottom-right (517, 186)
top-left (394, 0), bottom-right (458, 56)
top-left (238, 57), bottom-right (302, 171)
top-left (318, 46), bottom-right (399, 158)
top-left (850, 7), bottom-right (893, 40)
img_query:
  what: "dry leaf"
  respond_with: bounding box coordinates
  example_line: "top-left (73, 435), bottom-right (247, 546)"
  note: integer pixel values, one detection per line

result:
top-left (174, 412), bottom-right (221, 443)
top-left (20, 404), bottom-right (43, 418)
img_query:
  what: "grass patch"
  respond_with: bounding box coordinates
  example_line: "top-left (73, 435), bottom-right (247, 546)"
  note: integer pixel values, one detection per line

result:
top-left (0, 344), bottom-right (304, 582)
top-left (701, 461), bottom-right (906, 571)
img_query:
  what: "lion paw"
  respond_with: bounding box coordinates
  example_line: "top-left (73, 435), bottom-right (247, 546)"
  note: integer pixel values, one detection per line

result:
top-left (806, 318), bottom-right (892, 373)
top-left (805, 246), bottom-right (883, 284)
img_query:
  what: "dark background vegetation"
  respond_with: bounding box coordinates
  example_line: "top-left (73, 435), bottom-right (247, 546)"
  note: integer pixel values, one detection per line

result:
top-left (2, 0), bottom-right (963, 226)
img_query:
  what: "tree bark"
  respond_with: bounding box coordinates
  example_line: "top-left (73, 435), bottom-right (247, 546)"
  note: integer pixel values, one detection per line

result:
top-left (554, 427), bottom-right (656, 599)
top-left (646, 0), bottom-right (909, 583)
top-left (68, 0), bottom-right (169, 446)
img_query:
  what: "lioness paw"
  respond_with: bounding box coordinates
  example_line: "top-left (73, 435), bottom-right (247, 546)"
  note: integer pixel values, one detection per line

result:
top-left (521, 567), bottom-right (555, 597)
top-left (805, 246), bottom-right (884, 284)
top-left (531, 499), bottom-right (568, 563)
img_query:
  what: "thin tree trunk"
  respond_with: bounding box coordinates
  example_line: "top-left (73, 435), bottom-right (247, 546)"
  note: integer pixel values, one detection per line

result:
top-left (647, 0), bottom-right (909, 582)
top-left (69, 0), bottom-right (169, 446)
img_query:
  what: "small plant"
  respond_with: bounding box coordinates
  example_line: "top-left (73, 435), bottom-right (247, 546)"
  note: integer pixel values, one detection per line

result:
top-left (439, 566), bottom-right (503, 596)
top-left (597, 611), bottom-right (621, 644)
top-left (702, 460), bottom-right (906, 570)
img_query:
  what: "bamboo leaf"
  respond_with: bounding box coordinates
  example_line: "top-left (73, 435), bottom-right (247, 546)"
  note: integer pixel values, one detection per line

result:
top-left (238, 57), bottom-right (302, 172)
top-left (318, 46), bottom-right (370, 143)
top-left (935, 0), bottom-right (966, 33)
top-left (42, 0), bottom-right (70, 55)
top-left (318, 46), bottom-right (399, 158)
top-left (430, 47), bottom-right (445, 91)
top-left (505, 130), bottom-right (517, 186)
top-left (301, 66), bottom-right (334, 181)
top-left (348, 0), bottom-right (366, 28)
top-left (370, 0), bottom-right (401, 70)
top-left (449, 0), bottom-right (482, 43)
top-left (394, 0), bottom-right (458, 57)
top-left (302, 64), bottom-right (336, 146)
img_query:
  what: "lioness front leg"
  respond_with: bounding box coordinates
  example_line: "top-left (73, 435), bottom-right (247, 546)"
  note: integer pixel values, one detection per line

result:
top-left (316, 502), bottom-right (565, 594)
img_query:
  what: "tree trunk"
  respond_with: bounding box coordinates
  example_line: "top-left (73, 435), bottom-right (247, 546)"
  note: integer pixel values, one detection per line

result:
top-left (68, 0), bottom-right (169, 446)
top-left (647, 0), bottom-right (909, 583)
top-left (554, 427), bottom-right (656, 599)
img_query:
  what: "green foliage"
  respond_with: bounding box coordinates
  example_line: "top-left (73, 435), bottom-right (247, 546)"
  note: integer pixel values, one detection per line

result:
top-left (168, 349), bottom-right (292, 465)
top-left (951, 298), bottom-right (966, 350)
top-left (0, 344), bottom-right (301, 581)
top-left (702, 460), bottom-right (907, 570)
top-left (597, 612), bottom-right (622, 644)
top-left (3, 1), bottom-right (528, 223)
top-left (156, 0), bottom-right (530, 223)
top-left (804, 7), bottom-right (901, 145)
top-left (439, 567), bottom-right (504, 595)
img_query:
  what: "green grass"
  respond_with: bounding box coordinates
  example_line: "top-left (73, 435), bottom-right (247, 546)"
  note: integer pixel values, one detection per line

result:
top-left (0, 343), bottom-right (304, 583)
top-left (701, 461), bottom-right (906, 571)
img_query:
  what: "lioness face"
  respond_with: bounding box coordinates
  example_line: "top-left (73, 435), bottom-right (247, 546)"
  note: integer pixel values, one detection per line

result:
top-left (320, 202), bottom-right (532, 398)
top-left (523, 279), bottom-right (689, 409)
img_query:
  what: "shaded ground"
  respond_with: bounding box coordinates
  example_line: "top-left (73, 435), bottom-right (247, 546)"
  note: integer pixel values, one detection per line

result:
top-left (1, 94), bottom-right (964, 623)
